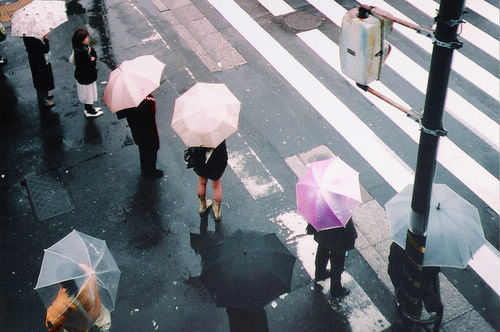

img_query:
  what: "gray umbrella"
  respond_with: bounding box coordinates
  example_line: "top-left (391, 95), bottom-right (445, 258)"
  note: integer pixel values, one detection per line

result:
top-left (385, 183), bottom-right (485, 268)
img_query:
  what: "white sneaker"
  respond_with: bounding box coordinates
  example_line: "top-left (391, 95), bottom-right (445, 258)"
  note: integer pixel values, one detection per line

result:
top-left (84, 108), bottom-right (104, 118)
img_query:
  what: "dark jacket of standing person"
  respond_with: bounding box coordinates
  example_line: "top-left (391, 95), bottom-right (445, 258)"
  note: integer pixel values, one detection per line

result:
top-left (193, 141), bottom-right (228, 181)
top-left (121, 96), bottom-right (159, 149)
top-left (23, 36), bottom-right (54, 92)
top-left (307, 219), bottom-right (357, 251)
top-left (73, 43), bottom-right (97, 85)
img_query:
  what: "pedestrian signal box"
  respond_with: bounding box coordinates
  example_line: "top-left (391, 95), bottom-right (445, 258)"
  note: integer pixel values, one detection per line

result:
top-left (339, 7), bottom-right (393, 85)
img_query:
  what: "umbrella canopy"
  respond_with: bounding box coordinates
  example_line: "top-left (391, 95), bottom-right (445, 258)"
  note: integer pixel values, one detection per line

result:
top-left (11, 0), bottom-right (67, 39)
top-left (296, 157), bottom-right (362, 231)
top-left (171, 82), bottom-right (240, 148)
top-left (35, 230), bottom-right (121, 316)
top-left (196, 230), bottom-right (296, 309)
top-left (103, 55), bottom-right (165, 113)
top-left (385, 183), bottom-right (486, 268)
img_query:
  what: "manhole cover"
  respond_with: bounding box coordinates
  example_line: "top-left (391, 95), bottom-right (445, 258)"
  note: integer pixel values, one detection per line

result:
top-left (24, 172), bottom-right (74, 221)
top-left (283, 11), bottom-right (324, 32)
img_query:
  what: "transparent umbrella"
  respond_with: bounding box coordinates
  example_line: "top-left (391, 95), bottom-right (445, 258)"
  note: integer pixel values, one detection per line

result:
top-left (385, 183), bottom-right (486, 268)
top-left (34, 230), bottom-right (120, 331)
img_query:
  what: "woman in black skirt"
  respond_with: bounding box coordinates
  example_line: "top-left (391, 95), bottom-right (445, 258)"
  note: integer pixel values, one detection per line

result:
top-left (194, 140), bottom-right (228, 221)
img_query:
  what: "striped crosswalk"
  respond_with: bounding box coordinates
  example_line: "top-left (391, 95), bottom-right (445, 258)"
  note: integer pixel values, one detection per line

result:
top-left (203, 0), bottom-right (499, 330)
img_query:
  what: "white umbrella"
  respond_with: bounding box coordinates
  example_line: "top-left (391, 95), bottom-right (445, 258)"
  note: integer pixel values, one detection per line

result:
top-left (11, 0), bottom-right (67, 39)
top-left (171, 82), bottom-right (241, 148)
top-left (385, 183), bottom-right (486, 268)
top-left (103, 55), bottom-right (166, 113)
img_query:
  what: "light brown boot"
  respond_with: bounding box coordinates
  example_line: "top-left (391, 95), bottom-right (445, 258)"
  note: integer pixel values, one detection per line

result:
top-left (199, 196), bottom-right (212, 215)
top-left (213, 201), bottom-right (222, 222)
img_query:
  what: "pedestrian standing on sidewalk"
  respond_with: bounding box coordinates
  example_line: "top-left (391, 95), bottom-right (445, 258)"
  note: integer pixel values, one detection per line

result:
top-left (185, 140), bottom-right (228, 221)
top-left (72, 28), bottom-right (103, 118)
top-left (117, 94), bottom-right (163, 178)
top-left (23, 34), bottom-right (55, 108)
top-left (307, 217), bottom-right (357, 298)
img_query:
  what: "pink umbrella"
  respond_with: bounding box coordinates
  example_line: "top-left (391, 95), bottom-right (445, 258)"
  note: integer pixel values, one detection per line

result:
top-left (296, 157), bottom-right (362, 231)
top-left (171, 82), bottom-right (240, 148)
top-left (103, 55), bottom-right (165, 113)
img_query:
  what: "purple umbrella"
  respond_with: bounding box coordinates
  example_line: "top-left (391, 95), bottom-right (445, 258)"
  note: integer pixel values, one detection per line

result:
top-left (296, 157), bottom-right (362, 231)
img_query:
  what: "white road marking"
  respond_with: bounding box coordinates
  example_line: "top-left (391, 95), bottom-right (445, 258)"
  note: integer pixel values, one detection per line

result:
top-left (227, 133), bottom-right (283, 199)
top-left (466, 0), bottom-right (500, 26)
top-left (405, 0), bottom-right (499, 60)
top-left (298, 29), bottom-right (500, 294)
top-left (297, 29), bottom-right (500, 214)
top-left (207, 0), bottom-right (414, 192)
top-left (305, 0), bottom-right (499, 152)
top-left (255, 0), bottom-right (295, 17)
top-left (128, 0), bottom-right (170, 49)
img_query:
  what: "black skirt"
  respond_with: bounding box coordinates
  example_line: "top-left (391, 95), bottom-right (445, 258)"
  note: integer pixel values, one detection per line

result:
top-left (194, 141), bottom-right (228, 180)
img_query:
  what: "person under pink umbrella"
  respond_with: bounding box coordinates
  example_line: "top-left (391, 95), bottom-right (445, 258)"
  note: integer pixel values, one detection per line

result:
top-left (297, 157), bottom-right (362, 297)
top-left (116, 94), bottom-right (162, 178)
top-left (306, 218), bottom-right (357, 298)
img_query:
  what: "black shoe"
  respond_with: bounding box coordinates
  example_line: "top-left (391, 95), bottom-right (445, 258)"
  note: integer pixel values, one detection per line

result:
top-left (47, 94), bottom-right (54, 100)
top-left (314, 269), bottom-right (331, 281)
top-left (330, 287), bottom-right (350, 298)
top-left (142, 169), bottom-right (164, 178)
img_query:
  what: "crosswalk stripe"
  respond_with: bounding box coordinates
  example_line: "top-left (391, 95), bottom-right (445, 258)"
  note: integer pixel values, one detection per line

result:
top-left (207, 0), bottom-right (414, 193)
top-left (298, 29), bottom-right (500, 293)
top-left (355, 0), bottom-right (499, 102)
top-left (255, 0), bottom-right (295, 17)
top-left (405, 0), bottom-right (499, 60)
top-left (297, 29), bottom-right (500, 216)
top-left (305, 0), bottom-right (500, 153)
top-left (227, 133), bottom-right (284, 199)
top-left (466, 0), bottom-right (499, 26)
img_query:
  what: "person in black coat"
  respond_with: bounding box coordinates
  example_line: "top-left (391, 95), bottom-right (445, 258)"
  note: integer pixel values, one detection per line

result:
top-left (117, 94), bottom-right (162, 178)
top-left (23, 35), bottom-right (55, 108)
top-left (307, 218), bottom-right (357, 298)
top-left (192, 141), bottom-right (228, 221)
top-left (72, 28), bottom-right (103, 118)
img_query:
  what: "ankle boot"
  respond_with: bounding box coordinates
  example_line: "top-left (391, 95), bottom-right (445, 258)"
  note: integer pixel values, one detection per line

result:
top-left (213, 201), bottom-right (222, 222)
top-left (199, 197), bottom-right (212, 215)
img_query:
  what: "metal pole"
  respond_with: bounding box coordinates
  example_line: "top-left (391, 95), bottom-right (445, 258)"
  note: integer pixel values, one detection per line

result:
top-left (402, 0), bottom-right (466, 325)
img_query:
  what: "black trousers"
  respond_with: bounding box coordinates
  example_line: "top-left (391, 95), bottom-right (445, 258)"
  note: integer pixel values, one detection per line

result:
top-left (139, 146), bottom-right (158, 173)
top-left (315, 244), bottom-right (346, 291)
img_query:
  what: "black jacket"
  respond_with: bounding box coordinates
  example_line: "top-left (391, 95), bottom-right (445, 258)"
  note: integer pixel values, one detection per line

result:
top-left (193, 141), bottom-right (228, 180)
top-left (23, 37), bottom-right (54, 91)
top-left (73, 45), bottom-right (97, 84)
top-left (119, 97), bottom-right (159, 149)
top-left (307, 218), bottom-right (357, 251)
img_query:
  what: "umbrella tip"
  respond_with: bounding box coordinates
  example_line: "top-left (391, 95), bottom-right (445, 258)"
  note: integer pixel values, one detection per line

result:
top-left (436, 203), bottom-right (440, 210)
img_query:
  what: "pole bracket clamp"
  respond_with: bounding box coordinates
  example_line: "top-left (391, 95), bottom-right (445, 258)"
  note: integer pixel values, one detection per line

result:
top-left (434, 14), bottom-right (465, 27)
top-left (420, 124), bottom-right (448, 137)
top-left (432, 37), bottom-right (463, 49)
